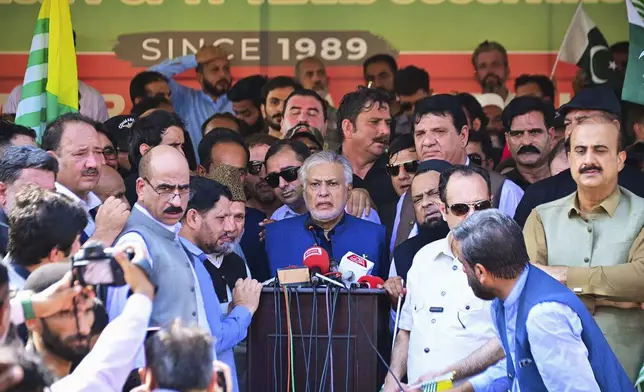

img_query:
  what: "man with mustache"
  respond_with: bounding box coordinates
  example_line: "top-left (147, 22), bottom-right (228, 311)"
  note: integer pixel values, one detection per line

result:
top-left (501, 96), bottom-right (555, 190)
top-left (444, 209), bottom-right (632, 392)
top-left (260, 76), bottom-right (301, 139)
top-left (150, 44), bottom-right (234, 158)
top-left (244, 134), bottom-right (281, 218)
top-left (179, 176), bottom-right (261, 392)
top-left (384, 166), bottom-right (508, 392)
top-left (523, 118), bottom-right (644, 382)
top-left (472, 41), bottom-right (514, 104)
top-left (43, 113), bottom-right (130, 248)
top-left (227, 75), bottom-right (267, 137)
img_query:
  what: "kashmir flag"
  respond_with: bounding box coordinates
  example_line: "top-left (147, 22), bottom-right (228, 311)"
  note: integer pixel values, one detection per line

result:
top-left (553, 3), bottom-right (619, 87)
top-left (622, 0), bottom-right (644, 105)
top-left (14, 0), bottom-right (78, 143)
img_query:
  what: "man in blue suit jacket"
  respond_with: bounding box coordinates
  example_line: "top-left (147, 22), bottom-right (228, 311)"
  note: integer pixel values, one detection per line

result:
top-left (265, 151), bottom-right (388, 278)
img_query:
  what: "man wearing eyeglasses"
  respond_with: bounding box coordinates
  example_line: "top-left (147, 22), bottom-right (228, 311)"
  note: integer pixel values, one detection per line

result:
top-left (382, 165), bottom-right (505, 392)
top-left (501, 96), bottom-right (555, 190)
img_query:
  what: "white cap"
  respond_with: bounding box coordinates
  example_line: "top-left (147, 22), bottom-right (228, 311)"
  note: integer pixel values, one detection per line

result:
top-left (476, 93), bottom-right (505, 110)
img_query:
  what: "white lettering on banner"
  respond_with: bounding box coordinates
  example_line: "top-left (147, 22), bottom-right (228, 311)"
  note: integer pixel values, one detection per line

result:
top-left (273, 37), bottom-right (368, 62)
top-left (241, 38), bottom-right (260, 61)
top-left (142, 38), bottom-right (162, 61)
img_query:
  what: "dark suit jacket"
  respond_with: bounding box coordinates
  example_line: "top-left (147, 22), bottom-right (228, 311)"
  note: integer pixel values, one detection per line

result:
top-left (392, 221), bottom-right (450, 282)
top-left (265, 213), bottom-right (388, 278)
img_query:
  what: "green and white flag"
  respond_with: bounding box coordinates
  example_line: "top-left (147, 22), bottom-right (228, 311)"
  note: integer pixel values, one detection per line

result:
top-left (636, 361), bottom-right (643, 391)
top-left (554, 3), bottom-right (618, 87)
top-left (623, 0), bottom-right (644, 105)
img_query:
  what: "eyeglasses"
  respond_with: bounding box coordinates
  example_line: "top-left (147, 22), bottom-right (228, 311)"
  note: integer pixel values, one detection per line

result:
top-left (264, 166), bottom-right (300, 188)
top-left (386, 160), bottom-right (419, 176)
top-left (468, 153), bottom-right (483, 166)
top-left (446, 200), bottom-right (492, 217)
top-left (144, 177), bottom-right (190, 200)
top-left (248, 160), bottom-right (264, 176)
top-left (102, 146), bottom-right (117, 158)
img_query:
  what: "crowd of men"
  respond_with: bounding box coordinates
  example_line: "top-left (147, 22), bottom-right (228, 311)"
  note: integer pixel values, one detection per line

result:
top-left (0, 36), bottom-right (642, 392)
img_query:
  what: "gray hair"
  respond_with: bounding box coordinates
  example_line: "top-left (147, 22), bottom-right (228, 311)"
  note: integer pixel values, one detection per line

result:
top-left (144, 320), bottom-right (213, 390)
top-left (299, 151), bottom-right (353, 187)
top-left (452, 209), bottom-right (528, 279)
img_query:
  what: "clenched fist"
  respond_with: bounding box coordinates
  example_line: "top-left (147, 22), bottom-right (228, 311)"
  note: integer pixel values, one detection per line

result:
top-left (232, 277), bottom-right (262, 315)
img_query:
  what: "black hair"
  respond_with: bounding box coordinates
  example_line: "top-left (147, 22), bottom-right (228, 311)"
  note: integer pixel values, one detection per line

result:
top-left (0, 145), bottom-right (58, 185)
top-left (501, 96), bottom-right (555, 130)
top-left (283, 89), bottom-right (328, 121)
top-left (413, 94), bottom-right (468, 134)
top-left (201, 112), bottom-right (245, 136)
top-left (0, 345), bottom-right (54, 392)
top-left (264, 139), bottom-right (311, 167)
top-left (514, 74), bottom-right (556, 102)
top-left (456, 93), bottom-right (489, 131)
top-left (0, 120), bottom-right (37, 148)
top-left (626, 142), bottom-right (644, 170)
top-left (129, 110), bottom-right (186, 167)
top-left (336, 86), bottom-right (390, 139)
top-left (227, 75), bottom-right (267, 109)
top-left (610, 41), bottom-right (629, 55)
top-left (467, 131), bottom-right (496, 166)
top-left (186, 176), bottom-right (233, 214)
top-left (245, 133), bottom-right (280, 149)
top-left (0, 262), bottom-right (7, 287)
top-left (42, 112), bottom-right (96, 153)
top-left (93, 121), bottom-right (119, 151)
top-left (8, 186), bottom-right (87, 267)
top-left (197, 128), bottom-right (249, 170)
top-left (438, 164), bottom-right (491, 204)
top-left (472, 40), bottom-right (508, 68)
top-left (395, 66), bottom-right (430, 96)
top-left (388, 134), bottom-right (415, 159)
top-left (129, 71), bottom-right (169, 104)
top-left (363, 54), bottom-right (398, 77)
top-left (260, 76), bottom-right (302, 106)
top-left (130, 96), bottom-right (173, 118)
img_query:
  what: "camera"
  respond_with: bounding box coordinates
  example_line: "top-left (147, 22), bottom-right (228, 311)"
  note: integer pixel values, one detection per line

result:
top-left (71, 241), bottom-right (132, 286)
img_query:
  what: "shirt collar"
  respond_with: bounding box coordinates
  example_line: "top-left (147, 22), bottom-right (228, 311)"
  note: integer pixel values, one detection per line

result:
top-left (309, 211), bottom-right (347, 236)
top-left (568, 187), bottom-right (621, 218)
top-left (134, 203), bottom-right (182, 235)
top-left (422, 235), bottom-right (455, 262)
top-left (281, 204), bottom-right (301, 219)
top-left (55, 182), bottom-right (102, 211)
top-left (503, 266), bottom-right (529, 309)
top-left (179, 236), bottom-right (202, 257)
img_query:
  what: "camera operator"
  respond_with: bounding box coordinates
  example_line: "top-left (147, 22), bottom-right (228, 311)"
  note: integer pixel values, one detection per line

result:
top-left (0, 242), bottom-right (155, 392)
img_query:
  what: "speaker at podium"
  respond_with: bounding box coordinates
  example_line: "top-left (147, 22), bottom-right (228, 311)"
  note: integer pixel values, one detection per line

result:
top-left (247, 286), bottom-right (391, 392)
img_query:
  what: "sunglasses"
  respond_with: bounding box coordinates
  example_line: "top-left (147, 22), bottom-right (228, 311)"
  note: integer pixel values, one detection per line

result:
top-left (447, 200), bottom-right (492, 217)
top-left (386, 160), bottom-right (419, 176)
top-left (248, 160), bottom-right (264, 176)
top-left (264, 166), bottom-right (300, 188)
top-left (468, 153), bottom-right (483, 166)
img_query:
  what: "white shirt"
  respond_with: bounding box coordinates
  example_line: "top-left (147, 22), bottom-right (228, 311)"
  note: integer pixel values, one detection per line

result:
top-left (55, 182), bottom-right (102, 238)
top-left (398, 236), bottom-right (504, 384)
top-left (4, 81), bottom-right (109, 122)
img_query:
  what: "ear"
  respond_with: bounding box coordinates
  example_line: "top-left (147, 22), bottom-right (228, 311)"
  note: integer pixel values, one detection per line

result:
top-left (207, 368), bottom-right (218, 392)
top-left (439, 201), bottom-right (448, 221)
top-left (472, 118), bottom-right (482, 132)
top-left (197, 164), bottom-right (207, 177)
top-left (346, 183), bottom-right (353, 203)
top-left (48, 247), bottom-right (63, 263)
top-left (459, 125), bottom-right (470, 148)
top-left (0, 182), bottom-right (8, 210)
top-left (139, 143), bottom-right (151, 158)
top-left (185, 209), bottom-right (201, 230)
top-left (341, 119), bottom-right (354, 141)
top-left (617, 150), bottom-right (626, 172)
top-left (138, 368), bottom-right (146, 385)
top-left (547, 127), bottom-right (555, 142)
top-left (261, 103), bottom-right (267, 119)
top-left (136, 177), bottom-right (146, 201)
top-left (47, 150), bottom-right (59, 159)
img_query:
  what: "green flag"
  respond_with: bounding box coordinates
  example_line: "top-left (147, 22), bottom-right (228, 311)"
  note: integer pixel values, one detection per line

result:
top-left (623, 0), bottom-right (644, 105)
top-left (555, 3), bottom-right (619, 87)
top-left (636, 361), bottom-right (643, 391)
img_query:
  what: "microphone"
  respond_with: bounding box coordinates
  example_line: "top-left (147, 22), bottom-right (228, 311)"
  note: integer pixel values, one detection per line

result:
top-left (304, 217), bottom-right (320, 247)
top-left (303, 246), bottom-right (330, 284)
top-left (338, 251), bottom-right (374, 284)
top-left (356, 275), bottom-right (385, 289)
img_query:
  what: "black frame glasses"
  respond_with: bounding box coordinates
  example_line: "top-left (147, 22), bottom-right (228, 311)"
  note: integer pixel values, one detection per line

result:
top-left (264, 166), bottom-right (300, 188)
top-left (386, 160), bottom-right (419, 176)
top-left (446, 200), bottom-right (492, 217)
top-left (248, 160), bottom-right (264, 176)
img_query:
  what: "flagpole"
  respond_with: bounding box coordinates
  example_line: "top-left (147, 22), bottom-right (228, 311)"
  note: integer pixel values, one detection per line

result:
top-left (550, 0), bottom-right (584, 80)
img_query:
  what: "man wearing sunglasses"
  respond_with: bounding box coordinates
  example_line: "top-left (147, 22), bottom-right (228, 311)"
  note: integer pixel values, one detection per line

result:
top-left (383, 165), bottom-right (504, 392)
top-left (265, 151), bottom-right (388, 278)
top-left (245, 134), bottom-right (281, 218)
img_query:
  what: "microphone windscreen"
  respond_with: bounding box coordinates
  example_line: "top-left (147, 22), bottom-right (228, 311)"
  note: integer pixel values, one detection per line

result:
top-left (357, 275), bottom-right (385, 288)
top-left (303, 217), bottom-right (315, 231)
top-left (303, 246), bottom-right (330, 274)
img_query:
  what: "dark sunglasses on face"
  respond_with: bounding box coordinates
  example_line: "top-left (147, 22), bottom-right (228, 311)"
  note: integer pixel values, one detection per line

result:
top-left (386, 160), bottom-right (419, 176)
top-left (447, 200), bottom-right (492, 217)
top-left (468, 153), bottom-right (483, 166)
top-left (248, 160), bottom-right (264, 175)
top-left (264, 166), bottom-right (300, 188)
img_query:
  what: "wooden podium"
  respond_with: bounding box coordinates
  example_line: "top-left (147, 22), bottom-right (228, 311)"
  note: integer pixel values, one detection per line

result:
top-left (247, 286), bottom-right (391, 392)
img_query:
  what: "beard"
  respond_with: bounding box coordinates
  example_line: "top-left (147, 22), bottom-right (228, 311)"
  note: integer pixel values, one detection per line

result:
top-left (40, 319), bottom-right (90, 363)
top-left (466, 269), bottom-right (496, 300)
top-left (480, 74), bottom-right (503, 93)
top-left (244, 117), bottom-right (265, 136)
top-left (265, 113), bottom-right (282, 132)
top-left (419, 216), bottom-right (443, 230)
top-left (203, 77), bottom-right (230, 97)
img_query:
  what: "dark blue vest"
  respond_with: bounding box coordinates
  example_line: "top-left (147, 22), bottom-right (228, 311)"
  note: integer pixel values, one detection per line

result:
top-left (493, 266), bottom-right (634, 392)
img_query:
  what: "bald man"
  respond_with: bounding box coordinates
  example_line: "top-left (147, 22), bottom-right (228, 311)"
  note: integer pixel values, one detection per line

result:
top-left (94, 165), bottom-right (128, 207)
top-left (106, 146), bottom-right (213, 354)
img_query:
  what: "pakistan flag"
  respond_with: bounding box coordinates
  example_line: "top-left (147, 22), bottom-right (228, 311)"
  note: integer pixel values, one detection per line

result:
top-left (623, 0), bottom-right (644, 105)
